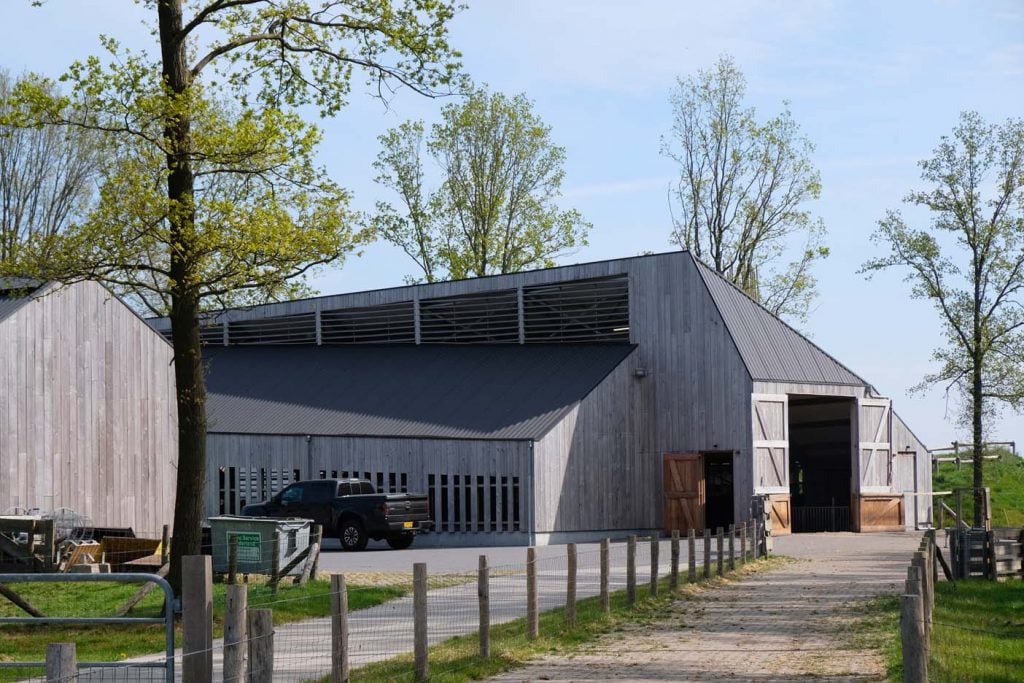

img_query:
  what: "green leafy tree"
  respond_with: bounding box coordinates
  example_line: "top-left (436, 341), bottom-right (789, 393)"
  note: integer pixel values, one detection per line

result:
top-left (374, 87), bottom-right (589, 282)
top-left (0, 69), bottom-right (99, 262)
top-left (2, 0), bottom-right (462, 592)
top-left (661, 55), bottom-right (827, 322)
top-left (863, 111), bottom-right (1024, 526)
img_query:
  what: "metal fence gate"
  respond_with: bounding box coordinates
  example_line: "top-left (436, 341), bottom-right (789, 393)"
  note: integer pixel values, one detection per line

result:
top-left (0, 572), bottom-right (175, 682)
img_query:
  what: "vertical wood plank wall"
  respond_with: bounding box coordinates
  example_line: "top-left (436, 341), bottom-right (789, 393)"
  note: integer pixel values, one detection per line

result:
top-left (206, 434), bottom-right (532, 544)
top-left (892, 412), bottom-right (931, 528)
top-left (0, 282), bottom-right (177, 533)
top-left (532, 254), bottom-right (755, 532)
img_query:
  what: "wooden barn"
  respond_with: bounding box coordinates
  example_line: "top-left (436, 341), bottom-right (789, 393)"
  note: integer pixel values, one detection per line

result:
top-left (149, 251), bottom-right (932, 545)
top-left (0, 279), bottom-right (177, 534)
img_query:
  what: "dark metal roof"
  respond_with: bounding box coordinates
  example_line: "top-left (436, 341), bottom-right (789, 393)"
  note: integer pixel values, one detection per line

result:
top-left (694, 258), bottom-right (868, 387)
top-left (205, 344), bottom-right (636, 440)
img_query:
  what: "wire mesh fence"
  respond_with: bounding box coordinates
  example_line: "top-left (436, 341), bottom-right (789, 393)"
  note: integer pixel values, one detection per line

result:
top-left (2, 522), bottom-right (767, 682)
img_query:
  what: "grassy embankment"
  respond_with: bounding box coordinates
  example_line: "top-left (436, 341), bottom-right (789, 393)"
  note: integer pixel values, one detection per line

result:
top-left (933, 449), bottom-right (1024, 526)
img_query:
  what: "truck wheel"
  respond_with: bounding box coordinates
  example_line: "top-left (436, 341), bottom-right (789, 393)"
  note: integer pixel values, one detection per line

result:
top-left (386, 533), bottom-right (415, 550)
top-left (338, 520), bottom-right (368, 551)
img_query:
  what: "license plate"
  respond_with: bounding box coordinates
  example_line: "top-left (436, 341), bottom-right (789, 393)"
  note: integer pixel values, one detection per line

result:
top-left (403, 521), bottom-right (414, 529)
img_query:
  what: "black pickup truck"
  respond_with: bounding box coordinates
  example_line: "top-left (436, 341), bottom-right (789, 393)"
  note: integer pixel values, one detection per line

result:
top-left (241, 479), bottom-right (432, 550)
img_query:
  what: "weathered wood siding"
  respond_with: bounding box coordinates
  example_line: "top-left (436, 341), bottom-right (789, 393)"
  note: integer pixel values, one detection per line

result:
top-left (531, 351), bottom-right (646, 533)
top-left (531, 254), bottom-right (754, 531)
top-left (206, 433), bottom-right (533, 545)
top-left (892, 411), bottom-right (931, 528)
top-left (0, 282), bottom-right (177, 533)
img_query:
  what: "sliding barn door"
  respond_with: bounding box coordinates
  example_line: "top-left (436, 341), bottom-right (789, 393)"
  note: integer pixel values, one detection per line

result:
top-left (752, 394), bottom-right (789, 493)
top-left (663, 453), bottom-right (704, 532)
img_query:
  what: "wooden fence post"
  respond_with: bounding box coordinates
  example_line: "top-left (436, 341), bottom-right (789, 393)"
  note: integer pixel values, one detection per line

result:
top-left (670, 530), bottom-right (680, 592)
top-left (728, 524), bottom-right (736, 572)
top-left (650, 536), bottom-right (659, 597)
top-left (688, 530), bottom-right (696, 582)
top-left (247, 608), bottom-right (274, 683)
top-left (414, 562), bottom-right (428, 682)
top-left (224, 585), bottom-right (247, 683)
top-left (900, 592), bottom-right (928, 683)
top-left (228, 535), bottom-right (239, 586)
top-left (331, 574), bottom-right (349, 683)
top-left (914, 552), bottom-right (932, 640)
top-left (600, 539), bottom-right (610, 614)
top-left (716, 527), bottom-right (724, 576)
top-left (626, 535), bottom-right (637, 605)
top-left (269, 532), bottom-right (281, 596)
top-left (299, 524), bottom-right (322, 585)
top-left (45, 643), bottom-right (76, 683)
top-left (700, 528), bottom-right (708, 577)
top-left (479, 555), bottom-right (490, 658)
top-left (526, 548), bottom-right (539, 639)
top-left (183, 555), bottom-right (213, 683)
top-left (566, 543), bottom-right (577, 626)
top-left (740, 521), bottom-right (747, 565)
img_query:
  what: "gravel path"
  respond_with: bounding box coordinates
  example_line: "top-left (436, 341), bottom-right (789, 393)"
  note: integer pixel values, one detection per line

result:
top-left (487, 532), bottom-right (921, 682)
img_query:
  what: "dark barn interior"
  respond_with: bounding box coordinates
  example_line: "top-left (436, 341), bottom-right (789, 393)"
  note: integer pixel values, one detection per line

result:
top-left (789, 396), bottom-right (854, 532)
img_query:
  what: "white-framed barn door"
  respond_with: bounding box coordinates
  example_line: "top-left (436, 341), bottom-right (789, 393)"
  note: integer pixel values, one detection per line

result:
top-left (858, 397), bottom-right (892, 493)
top-left (854, 397), bottom-right (905, 531)
top-left (752, 394), bottom-right (789, 493)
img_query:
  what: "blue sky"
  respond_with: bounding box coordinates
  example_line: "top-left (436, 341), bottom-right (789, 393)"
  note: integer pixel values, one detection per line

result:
top-left (2, 1), bottom-right (1023, 447)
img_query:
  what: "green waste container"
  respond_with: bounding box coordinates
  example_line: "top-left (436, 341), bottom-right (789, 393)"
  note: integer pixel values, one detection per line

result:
top-left (209, 516), bottom-right (311, 576)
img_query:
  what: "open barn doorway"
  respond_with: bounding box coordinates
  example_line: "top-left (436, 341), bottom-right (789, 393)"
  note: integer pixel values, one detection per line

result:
top-left (789, 396), bottom-right (854, 532)
top-left (704, 451), bottom-right (734, 530)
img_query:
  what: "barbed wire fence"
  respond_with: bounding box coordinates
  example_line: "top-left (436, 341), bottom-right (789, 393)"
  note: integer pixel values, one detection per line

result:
top-left (5, 519), bottom-right (769, 682)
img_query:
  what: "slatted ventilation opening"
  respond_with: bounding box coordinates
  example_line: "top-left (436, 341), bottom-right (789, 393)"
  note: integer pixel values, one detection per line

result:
top-left (320, 301), bottom-right (415, 344)
top-left (158, 324), bottom-right (223, 345)
top-left (229, 312), bottom-right (317, 345)
top-left (419, 289), bottom-right (519, 344)
top-left (523, 275), bottom-right (629, 343)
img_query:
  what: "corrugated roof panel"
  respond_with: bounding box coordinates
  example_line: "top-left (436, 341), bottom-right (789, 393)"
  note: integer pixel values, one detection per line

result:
top-left (694, 259), bottom-right (867, 387)
top-left (205, 344), bottom-right (636, 440)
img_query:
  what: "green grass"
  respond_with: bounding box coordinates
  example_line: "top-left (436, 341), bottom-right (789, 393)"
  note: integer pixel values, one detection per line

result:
top-left (933, 449), bottom-right (1024, 527)
top-left (337, 556), bottom-right (789, 683)
top-left (0, 578), bottom-right (404, 681)
top-left (856, 581), bottom-right (1024, 682)
top-left (928, 580), bottom-right (1024, 683)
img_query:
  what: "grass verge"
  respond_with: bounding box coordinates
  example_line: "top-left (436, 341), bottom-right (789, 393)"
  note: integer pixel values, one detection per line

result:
top-left (929, 579), bottom-right (1024, 682)
top-left (0, 577), bottom-right (404, 681)
top-left (340, 556), bottom-right (790, 683)
top-left (850, 579), bottom-right (1024, 682)
top-left (845, 594), bottom-right (902, 680)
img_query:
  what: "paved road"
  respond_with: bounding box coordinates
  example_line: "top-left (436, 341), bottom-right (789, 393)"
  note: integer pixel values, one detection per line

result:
top-left (86, 532), bottom-right (919, 682)
top-left (488, 532), bottom-right (922, 682)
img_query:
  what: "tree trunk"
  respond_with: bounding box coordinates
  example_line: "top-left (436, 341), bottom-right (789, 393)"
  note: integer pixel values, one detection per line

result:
top-left (158, 0), bottom-right (205, 595)
top-left (972, 363), bottom-right (984, 527)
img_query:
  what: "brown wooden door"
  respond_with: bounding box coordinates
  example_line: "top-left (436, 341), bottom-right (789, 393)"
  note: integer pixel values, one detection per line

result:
top-left (663, 453), bottom-right (704, 532)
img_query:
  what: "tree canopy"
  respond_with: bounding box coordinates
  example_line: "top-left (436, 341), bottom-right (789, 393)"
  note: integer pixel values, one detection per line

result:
top-left (373, 87), bottom-right (589, 282)
top-left (0, 69), bottom-right (99, 263)
top-left (863, 111), bottom-right (1024, 524)
top-left (661, 55), bottom-right (827, 322)
top-left (1, 0), bottom-right (464, 591)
